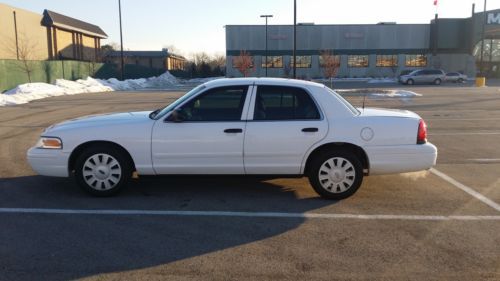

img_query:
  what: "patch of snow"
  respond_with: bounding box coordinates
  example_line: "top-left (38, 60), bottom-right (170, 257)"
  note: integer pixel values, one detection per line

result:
top-left (370, 90), bottom-right (421, 97)
top-left (0, 71), bottom-right (188, 106)
top-left (367, 78), bottom-right (397, 84)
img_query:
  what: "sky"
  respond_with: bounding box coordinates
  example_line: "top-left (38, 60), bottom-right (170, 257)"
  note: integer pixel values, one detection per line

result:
top-left (3, 0), bottom-right (500, 58)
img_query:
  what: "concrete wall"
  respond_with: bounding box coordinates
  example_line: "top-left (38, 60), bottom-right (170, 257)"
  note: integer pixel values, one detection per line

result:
top-left (226, 24), bottom-right (430, 53)
top-left (0, 3), bottom-right (49, 60)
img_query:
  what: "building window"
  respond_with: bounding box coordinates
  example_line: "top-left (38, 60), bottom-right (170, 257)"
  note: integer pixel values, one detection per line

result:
top-left (232, 56), bottom-right (254, 68)
top-left (319, 55), bottom-right (341, 67)
top-left (376, 55), bottom-right (398, 67)
top-left (347, 55), bottom-right (369, 67)
top-left (291, 56), bottom-right (312, 68)
top-left (262, 56), bottom-right (283, 68)
top-left (405, 54), bottom-right (427, 67)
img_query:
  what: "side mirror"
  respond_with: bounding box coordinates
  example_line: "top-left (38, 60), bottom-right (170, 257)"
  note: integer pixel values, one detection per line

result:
top-left (167, 109), bottom-right (186, 123)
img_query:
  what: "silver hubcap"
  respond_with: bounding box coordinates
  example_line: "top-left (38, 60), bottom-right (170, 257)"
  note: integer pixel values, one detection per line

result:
top-left (318, 157), bottom-right (355, 193)
top-left (82, 153), bottom-right (121, 191)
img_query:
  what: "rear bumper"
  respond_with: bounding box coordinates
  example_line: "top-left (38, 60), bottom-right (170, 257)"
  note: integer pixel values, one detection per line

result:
top-left (365, 143), bottom-right (437, 175)
top-left (27, 147), bottom-right (70, 177)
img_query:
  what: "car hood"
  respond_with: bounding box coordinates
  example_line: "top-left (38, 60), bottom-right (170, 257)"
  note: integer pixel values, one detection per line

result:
top-left (357, 107), bottom-right (420, 119)
top-left (45, 111), bottom-right (153, 133)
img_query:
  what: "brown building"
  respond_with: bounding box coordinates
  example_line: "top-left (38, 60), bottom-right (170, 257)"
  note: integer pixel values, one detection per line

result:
top-left (105, 49), bottom-right (186, 71)
top-left (0, 3), bottom-right (107, 61)
top-left (42, 10), bottom-right (107, 61)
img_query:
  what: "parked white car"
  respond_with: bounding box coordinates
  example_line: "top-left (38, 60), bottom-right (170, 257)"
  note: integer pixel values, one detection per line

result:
top-left (28, 78), bottom-right (437, 199)
top-left (445, 72), bottom-right (467, 83)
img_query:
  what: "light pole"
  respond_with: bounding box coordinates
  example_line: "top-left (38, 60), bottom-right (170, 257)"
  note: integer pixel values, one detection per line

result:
top-left (118, 0), bottom-right (124, 80)
top-left (293, 0), bottom-right (297, 79)
top-left (479, 0), bottom-right (487, 77)
top-left (260, 15), bottom-right (273, 77)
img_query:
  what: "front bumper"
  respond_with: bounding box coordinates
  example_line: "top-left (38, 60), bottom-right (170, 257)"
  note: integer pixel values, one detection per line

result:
top-left (27, 147), bottom-right (70, 177)
top-left (365, 143), bottom-right (437, 175)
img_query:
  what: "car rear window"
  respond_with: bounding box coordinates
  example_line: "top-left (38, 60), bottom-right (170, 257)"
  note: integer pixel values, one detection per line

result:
top-left (254, 86), bottom-right (320, 120)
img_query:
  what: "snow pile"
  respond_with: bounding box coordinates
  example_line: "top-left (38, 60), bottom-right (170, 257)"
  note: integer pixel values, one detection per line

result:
top-left (337, 89), bottom-right (421, 98)
top-left (367, 78), bottom-right (397, 84)
top-left (371, 90), bottom-right (421, 97)
top-left (1, 83), bottom-right (67, 106)
top-left (56, 77), bottom-right (113, 94)
top-left (0, 71), bottom-right (185, 106)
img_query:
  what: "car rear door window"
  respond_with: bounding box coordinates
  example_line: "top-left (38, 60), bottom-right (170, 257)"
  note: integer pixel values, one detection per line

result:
top-left (254, 86), bottom-right (320, 120)
top-left (181, 86), bottom-right (248, 121)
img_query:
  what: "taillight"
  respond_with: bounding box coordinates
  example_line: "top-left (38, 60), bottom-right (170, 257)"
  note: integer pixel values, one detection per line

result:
top-left (417, 119), bottom-right (427, 144)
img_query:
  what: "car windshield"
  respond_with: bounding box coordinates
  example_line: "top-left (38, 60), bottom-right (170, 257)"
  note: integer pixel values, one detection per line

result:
top-left (409, 70), bottom-right (420, 76)
top-left (152, 84), bottom-right (206, 120)
top-left (326, 87), bottom-right (360, 115)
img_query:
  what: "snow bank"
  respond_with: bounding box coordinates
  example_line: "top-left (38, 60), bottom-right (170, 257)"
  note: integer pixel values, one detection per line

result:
top-left (367, 78), bottom-right (397, 84)
top-left (337, 89), bottom-right (421, 98)
top-left (0, 71), bottom-right (185, 106)
top-left (370, 90), bottom-right (421, 97)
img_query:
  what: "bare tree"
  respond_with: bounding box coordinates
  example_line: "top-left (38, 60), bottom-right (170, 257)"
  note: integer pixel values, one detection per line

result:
top-left (232, 50), bottom-right (254, 77)
top-left (283, 61), bottom-right (291, 78)
top-left (320, 50), bottom-right (340, 88)
top-left (4, 32), bottom-right (39, 83)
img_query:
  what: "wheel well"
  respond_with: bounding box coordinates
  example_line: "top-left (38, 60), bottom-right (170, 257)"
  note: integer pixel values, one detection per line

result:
top-left (304, 142), bottom-right (369, 175)
top-left (68, 141), bottom-right (136, 174)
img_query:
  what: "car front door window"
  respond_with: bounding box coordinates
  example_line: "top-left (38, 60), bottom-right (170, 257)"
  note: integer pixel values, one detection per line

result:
top-left (175, 86), bottom-right (248, 122)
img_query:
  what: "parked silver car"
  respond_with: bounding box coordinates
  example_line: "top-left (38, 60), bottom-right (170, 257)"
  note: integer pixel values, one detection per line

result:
top-left (445, 72), bottom-right (467, 83)
top-left (399, 69), bottom-right (446, 85)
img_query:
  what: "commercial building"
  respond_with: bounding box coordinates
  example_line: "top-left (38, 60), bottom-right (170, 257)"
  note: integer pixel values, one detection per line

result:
top-left (0, 3), bottom-right (107, 61)
top-left (105, 49), bottom-right (187, 71)
top-left (226, 9), bottom-right (500, 78)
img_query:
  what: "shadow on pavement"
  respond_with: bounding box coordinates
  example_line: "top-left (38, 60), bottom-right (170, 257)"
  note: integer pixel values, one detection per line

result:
top-left (0, 175), bottom-right (335, 280)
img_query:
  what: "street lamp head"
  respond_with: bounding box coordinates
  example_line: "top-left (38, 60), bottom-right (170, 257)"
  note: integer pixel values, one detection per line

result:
top-left (260, 15), bottom-right (273, 18)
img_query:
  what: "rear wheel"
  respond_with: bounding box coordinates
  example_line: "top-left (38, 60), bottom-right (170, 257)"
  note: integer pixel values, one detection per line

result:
top-left (457, 78), bottom-right (464, 83)
top-left (434, 78), bottom-right (442, 85)
top-left (308, 151), bottom-right (363, 200)
top-left (74, 145), bottom-right (132, 196)
top-left (406, 79), bottom-right (414, 85)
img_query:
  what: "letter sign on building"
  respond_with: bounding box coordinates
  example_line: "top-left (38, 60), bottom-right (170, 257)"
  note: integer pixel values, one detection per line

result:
top-left (487, 13), bottom-right (500, 24)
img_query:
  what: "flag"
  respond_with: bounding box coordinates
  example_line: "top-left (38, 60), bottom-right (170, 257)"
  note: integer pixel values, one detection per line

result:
top-left (433, 0), bottom-right (438, 5)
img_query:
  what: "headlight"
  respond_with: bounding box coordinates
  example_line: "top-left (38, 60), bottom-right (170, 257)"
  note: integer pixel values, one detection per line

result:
top-left (36, 137), bottom-right (62, 149)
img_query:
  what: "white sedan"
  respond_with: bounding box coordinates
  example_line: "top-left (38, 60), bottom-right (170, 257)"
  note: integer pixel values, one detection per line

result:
top-left (27, 78), bottom-right (437, 199)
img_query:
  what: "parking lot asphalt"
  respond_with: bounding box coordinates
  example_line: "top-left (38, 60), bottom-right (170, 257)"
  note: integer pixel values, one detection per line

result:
top-left (1, 84), bottom-right (500, 280)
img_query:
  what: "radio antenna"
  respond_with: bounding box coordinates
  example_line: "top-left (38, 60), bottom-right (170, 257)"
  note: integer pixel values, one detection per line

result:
top-left (362, 94), bottom-right (367, 112)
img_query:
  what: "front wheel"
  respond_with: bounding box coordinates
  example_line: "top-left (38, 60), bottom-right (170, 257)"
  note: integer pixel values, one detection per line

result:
top-left (308, 151), bottom-right (363, 200)
top-left (406, 79), bottom-right (414, 85)
top-left (74, 146), bottom-right (132, 196)
top-left (434, 78), bottom-right (442, 85)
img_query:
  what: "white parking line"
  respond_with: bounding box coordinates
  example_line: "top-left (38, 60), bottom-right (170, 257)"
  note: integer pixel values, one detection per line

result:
top-left (429, 132), bottom-right (500, 136)
top-left (469, 158), bottom-right (500, 163)
top-left (0, 208), bottom-right (499, 221)
top-left (430, 168), bottom-right (500, 212)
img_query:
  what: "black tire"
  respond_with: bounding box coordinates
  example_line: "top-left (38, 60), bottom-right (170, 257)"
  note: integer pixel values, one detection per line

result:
top-left (406, 79), bottom-right (414, 85)
top-left (434, 78), bottom-right (442, 85)
top-left (457, 78), bottom-right (464, 83)
top-left (74, 145), bottom-right (132, 197)
top-left (308, 150), bottom-right (363, 200)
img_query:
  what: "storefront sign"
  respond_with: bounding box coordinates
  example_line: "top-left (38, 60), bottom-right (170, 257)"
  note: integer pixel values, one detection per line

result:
top-left (344, 32), bottom-right (364, 39)
top-left (487, 13), bottom-right (500, 24)
top-left (269, 35), bottom-right (288, 40)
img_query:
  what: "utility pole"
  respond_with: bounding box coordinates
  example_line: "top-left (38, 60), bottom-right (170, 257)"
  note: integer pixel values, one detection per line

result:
top-left (13, 11), bottom-right (19, 60)
top-left (261, 15), bottom-right (273, 77)
top-left (479, 0), bottom-right (487, 76)
top-left (293, 0), bottom-right (297, 79)
top-left (118, 0), bottom-right (125, 80)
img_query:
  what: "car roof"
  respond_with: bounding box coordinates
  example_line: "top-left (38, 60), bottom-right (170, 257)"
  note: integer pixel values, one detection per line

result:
top-left (203, 77), bottom-right (325, 88)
